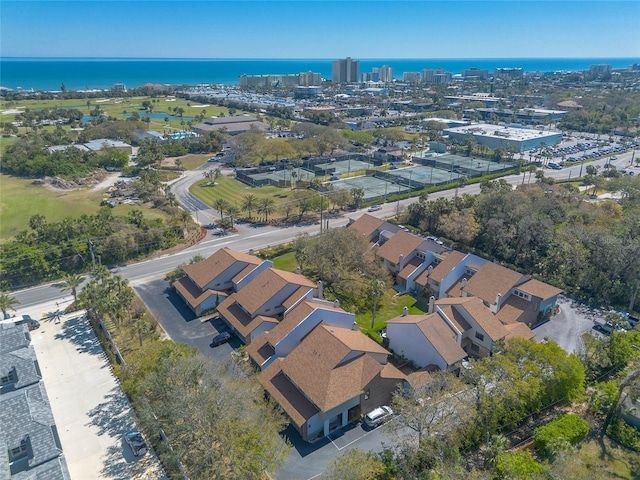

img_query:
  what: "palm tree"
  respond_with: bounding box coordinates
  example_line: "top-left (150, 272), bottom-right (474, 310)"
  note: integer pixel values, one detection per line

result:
top-left (213, 198), bottom-right (230, 221)
top-left (226, 205), bottom-right (240, 229)
top-left (257, 197), bottom-right (276, 222)
top-left (0, 293), bottom-right (20, 318)
top-left (133, 314), bottom-right (152, 346)
top-left (369, 279), bottom-right (386, 328)
top-left (241, 194), bottom-right (257, 220)
top-left (61, 274), bottom-right (85, 303)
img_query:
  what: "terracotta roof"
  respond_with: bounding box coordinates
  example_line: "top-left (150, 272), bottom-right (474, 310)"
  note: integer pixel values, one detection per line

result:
top-left (217, 297), bottom-right (276, 339)
top-left (279, 325), bottom-right (392, 411)
top-left (376, 230), bottom-right (425, 264)
top-left (264, 300), bottom-right (348, 347)
top-left (413, 261), bottom-right (436, 288)
top-left (173, 277), bottom-right (221, 309)
top-left (388, 313), bottom-right (466, 366)
top-left (398, 257), bottom-right (424, 281)
top-left (232, 264), bottom-right (259, 285)
top-left (428, 250), bottom-right (467, 283)
top-left (406, 369), bottom-right (432, 389)
top-left (516, 279), bottom-right (562, 300)
top-left (323, 325), bottom-right (389, 356)
top-left (504, 322), bottom-right (535, 341)
top-left (246, 334), bottom-right (275, 366)
top-left (463, 262), bottom-right (525, 305)
top-left (232, 268), bottom-right (315, 316)
top-left (496, 295), bottom-right (538, 325)
top-left (183, 247), bottom-right (261, 289)
top-left (348, 214), bottom-right (385, 239)
top-left (416, 314), bottom-right (467, 366)
top-left (438, 305), bottom-right (471, 333)
top-left (259, 360), bottom-right (319, 428)
top-left (379, 362), bottom-right (406, 380)
top-left (459, 297), bottom-right (507, 341)
top-left (264, 301), bottom-right (317, 346)
top-left (282, 286), bottom-right (311, 310)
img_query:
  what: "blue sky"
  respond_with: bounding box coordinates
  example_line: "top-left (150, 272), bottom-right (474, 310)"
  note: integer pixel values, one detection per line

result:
top-left (1, 1), bottom-right (638, 58)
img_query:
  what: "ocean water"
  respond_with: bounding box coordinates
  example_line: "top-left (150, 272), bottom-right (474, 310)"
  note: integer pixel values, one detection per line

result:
top-left (1, 57), bottom-right (638, 92)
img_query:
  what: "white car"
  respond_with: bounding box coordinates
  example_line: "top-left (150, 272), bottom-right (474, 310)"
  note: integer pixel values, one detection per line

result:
top-left (427, 236), bottom-right (444, 245)
top-left (364, 406), bottom-right (393, 428)
top-left (368, 204), bottom-right (383, 212)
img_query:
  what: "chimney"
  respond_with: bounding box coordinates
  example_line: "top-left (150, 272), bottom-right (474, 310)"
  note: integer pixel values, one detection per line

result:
top-left (249, 249), bottom-right (254, 256)
top-left (402, 306), bottom-right (409, 316)
top-left (296, 266), bottom-right (302, 274)
top-left (461, 278), bottom-right (467, 288)
top-left (317, 280), bottom-right (323, 299)
top-left (352, 321), bottom-right (358, 331)
top-left (428, 296), bottom-right (435, 314)
top-left (427, 265), bottom-right (433, 275)
top-left (333, 299), bottom-right (340, 308)
top-left (398, 254), bottom-right (404, 267)
top-left (496, 293), bottom-right (502, 307)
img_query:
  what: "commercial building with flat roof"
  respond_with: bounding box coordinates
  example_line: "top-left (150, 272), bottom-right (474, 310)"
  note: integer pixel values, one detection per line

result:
top-left (444, 123), bottom-right (562, 153)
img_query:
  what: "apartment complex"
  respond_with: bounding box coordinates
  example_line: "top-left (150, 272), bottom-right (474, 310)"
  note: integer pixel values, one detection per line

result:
top-left (332, 57), bottom-right (359, 83)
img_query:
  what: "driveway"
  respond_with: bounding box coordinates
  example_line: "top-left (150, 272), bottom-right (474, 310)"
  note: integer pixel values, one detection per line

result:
top-left (533, 295), bottom-right (603, 354)
top-left (134, 278), bottom-right (238, 361)
top-left (133, 279), bottom-right (397, 478)
top-left (277, 420), bottom-right (395, 480)
top-left (23, 301), bottom-right (165, 480)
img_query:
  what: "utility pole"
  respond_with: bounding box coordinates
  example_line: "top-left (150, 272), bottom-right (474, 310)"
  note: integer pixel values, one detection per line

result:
top-left (87, 239), bottom-right (96, 270)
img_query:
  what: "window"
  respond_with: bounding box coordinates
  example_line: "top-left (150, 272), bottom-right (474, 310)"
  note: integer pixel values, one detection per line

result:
top-left (417, 251), bottom-right (425, 260)
top-left (8, 438), bottom-right (28, 462)
top-left (475, 332), bottom-right (485, 341)
top-left (465, 268), bottom-right (476, 276)
top-left (1, 370), bottom-right (16, 386)
top-left (470, 344), bottom-right (480, 353)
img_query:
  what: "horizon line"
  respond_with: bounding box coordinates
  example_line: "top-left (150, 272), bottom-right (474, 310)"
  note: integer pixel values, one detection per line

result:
top-left (3, 56), bottom-right (639, 61)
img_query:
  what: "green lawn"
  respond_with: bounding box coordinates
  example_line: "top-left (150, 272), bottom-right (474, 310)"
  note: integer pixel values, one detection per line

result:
top-left (270, 252), bottom-right (299, 272)
top-left (569, 437), bottom-right (639, 479)
top-left (1, 96), bottom-right (251, 134)
top-left (356, 291), bottom-right (429, 335)
top-left (190, 175), bottom-right (297, 219)
top-left (0, 174), bottom-right (168, 240)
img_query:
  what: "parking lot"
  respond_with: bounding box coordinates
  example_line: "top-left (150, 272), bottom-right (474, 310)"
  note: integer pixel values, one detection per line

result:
top-left (23, 302), bottom-right (165, 479)
top-left (533, 295), bottom-right (607, 354)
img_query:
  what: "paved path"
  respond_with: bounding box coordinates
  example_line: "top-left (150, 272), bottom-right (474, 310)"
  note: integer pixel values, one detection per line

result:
top-left (23, 300), bottom-right (165, 480)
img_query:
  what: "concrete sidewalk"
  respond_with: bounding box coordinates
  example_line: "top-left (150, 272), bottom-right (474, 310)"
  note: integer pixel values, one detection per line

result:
top-left (27, 308), bottom-right (165, 479)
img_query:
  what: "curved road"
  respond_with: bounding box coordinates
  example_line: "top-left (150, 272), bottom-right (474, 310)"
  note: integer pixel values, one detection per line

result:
top-left (11, 148), bottom-right (637, 309)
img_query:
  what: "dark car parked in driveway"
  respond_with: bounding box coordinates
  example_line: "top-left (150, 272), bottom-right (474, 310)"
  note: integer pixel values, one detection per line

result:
top-left (212, 331), bottom-right (232, 346)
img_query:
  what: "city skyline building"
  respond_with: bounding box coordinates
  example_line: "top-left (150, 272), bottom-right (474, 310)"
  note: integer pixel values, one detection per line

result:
top-left (332, 57), bottom-right (360, 83)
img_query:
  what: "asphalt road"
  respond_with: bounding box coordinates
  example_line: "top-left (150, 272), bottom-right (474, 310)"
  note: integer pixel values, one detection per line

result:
top-left (12, 147), bottom-right (637, 311)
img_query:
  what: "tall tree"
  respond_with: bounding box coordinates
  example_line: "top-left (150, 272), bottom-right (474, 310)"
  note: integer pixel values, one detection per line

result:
top-left (0, 293), bottom-right (20, 318)
top-left (60, 273), bottom-right (85, 303)
top-left (257, 197), bottom-right (276, 222)
top-left (241, 194), bottom-right (257, 220)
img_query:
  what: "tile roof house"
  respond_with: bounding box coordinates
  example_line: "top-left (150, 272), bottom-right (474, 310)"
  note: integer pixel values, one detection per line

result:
top-left (387, 311), bottom-right (467, 371)
top-left (246, 299), bottom-right (356, 370)
top-left (217, 267), bottom-right (319, 344)
top-left (348, 213), bottom-right (562, 327)
top-left (0, 323), bottom-right (70, 479)
top-left (174, 247), bottom-right (267, 315)
top-left (259, 323), bottom-right (405, 441)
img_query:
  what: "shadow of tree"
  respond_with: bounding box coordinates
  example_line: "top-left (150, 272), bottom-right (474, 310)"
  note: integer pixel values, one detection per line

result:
top-left (85, 386), bottom-right (142, 478)
top-left (54, 315), bottom-right (106, 357)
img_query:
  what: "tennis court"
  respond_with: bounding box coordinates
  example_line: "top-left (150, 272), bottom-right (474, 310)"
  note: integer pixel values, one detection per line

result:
top-left (312, 158), bottom-right (375, 177)
top-left (329, 175), bottom-right (412, 202)
top-left (414, 153), bottom-right (516, 176)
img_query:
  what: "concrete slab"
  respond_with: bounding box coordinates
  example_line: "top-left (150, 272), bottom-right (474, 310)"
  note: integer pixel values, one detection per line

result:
top-left (27, 308), bottom-right (165, 480)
